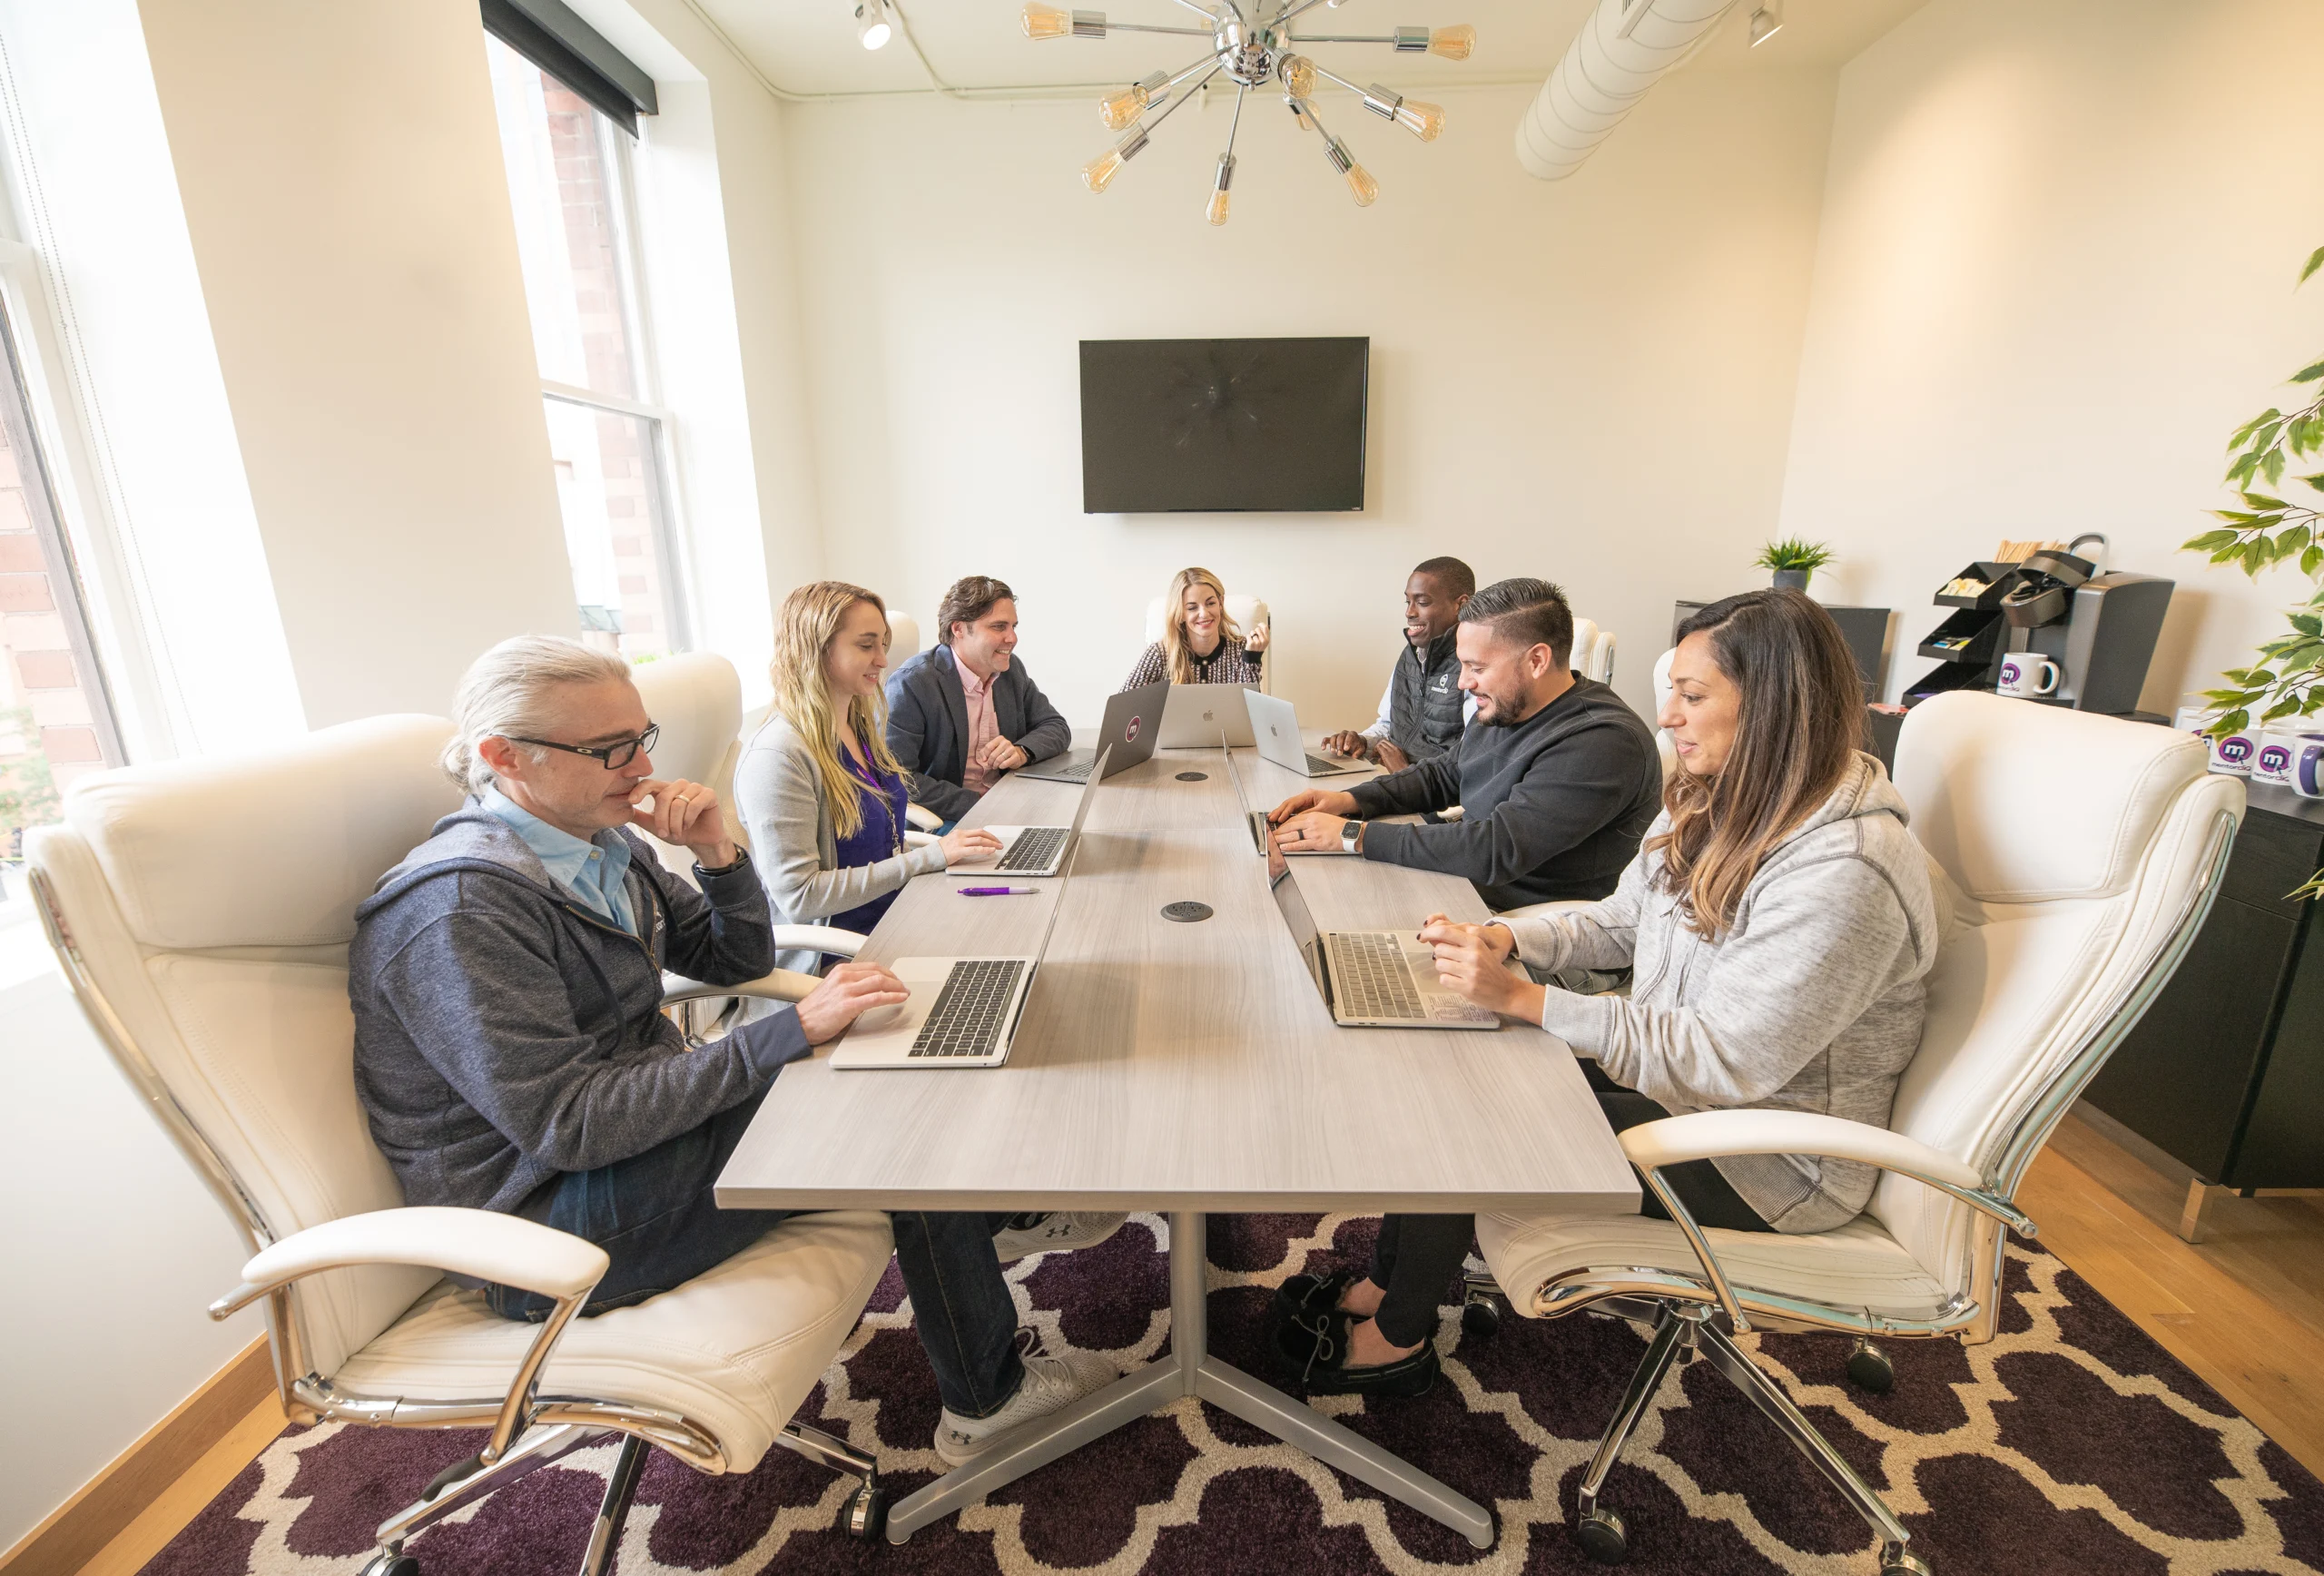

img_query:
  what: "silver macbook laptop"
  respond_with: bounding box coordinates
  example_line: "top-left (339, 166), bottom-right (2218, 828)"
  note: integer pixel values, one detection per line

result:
top-left (1246, 691), bottom-right (1363, 777)
top-left (1221, 728), bottom-right (1358, 858)
top-left (830, 838), bottom-right (1083, 1069)
top-left (1017, 681), bottom-right (1166, 783)
top-left (1265, 840), bottom-right (1498, 1030)
top-left (950, 745), bottom-right (1110, 877)
top-left (1158, 683), bottom-right (1259, 748)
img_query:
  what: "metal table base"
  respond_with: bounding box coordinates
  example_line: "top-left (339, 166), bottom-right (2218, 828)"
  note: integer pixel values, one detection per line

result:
top-left (885, 1211), bottom-right (1495, 1548)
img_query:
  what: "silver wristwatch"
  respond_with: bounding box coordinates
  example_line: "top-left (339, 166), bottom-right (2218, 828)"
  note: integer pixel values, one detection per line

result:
top-left (1340, 819), bottom-right (1363, 854)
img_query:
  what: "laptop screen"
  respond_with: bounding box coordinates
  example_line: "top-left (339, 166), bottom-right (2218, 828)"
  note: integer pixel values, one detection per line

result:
top-left (1265, 836), bottom-right (1331, 1006)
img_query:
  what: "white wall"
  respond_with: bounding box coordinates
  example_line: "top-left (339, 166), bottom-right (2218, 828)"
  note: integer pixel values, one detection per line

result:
top-left (1777, 0), bottom-right (2324, 710)
top-left (133, 0), bottom-right (581, 728)
top-left (784, 66), bottom-right (1842, 725)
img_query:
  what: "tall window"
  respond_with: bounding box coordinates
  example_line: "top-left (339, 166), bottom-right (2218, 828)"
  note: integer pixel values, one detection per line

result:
top-left (0, 301), bottom-right (122, 928)
top-left (486, 34), bottom-right (687, 662)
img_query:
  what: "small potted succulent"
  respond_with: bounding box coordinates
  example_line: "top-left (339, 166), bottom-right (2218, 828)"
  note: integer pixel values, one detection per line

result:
top-left (1755, 537), bottom-right (1836, 592)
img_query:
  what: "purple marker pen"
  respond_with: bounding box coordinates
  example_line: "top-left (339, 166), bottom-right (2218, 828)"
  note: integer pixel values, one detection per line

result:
top-left (955, 886), bottom-right (1039, 897)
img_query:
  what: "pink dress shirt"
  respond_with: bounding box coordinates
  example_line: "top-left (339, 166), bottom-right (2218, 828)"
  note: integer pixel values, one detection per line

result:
top-left (958, 660), bottom-right (1001, 794)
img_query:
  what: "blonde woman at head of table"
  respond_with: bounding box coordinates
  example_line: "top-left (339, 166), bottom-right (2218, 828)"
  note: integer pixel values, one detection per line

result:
top-left (1119, 566), bottom-right (1268, 690)
top-left (733, 580), bottom-right (1004, 976)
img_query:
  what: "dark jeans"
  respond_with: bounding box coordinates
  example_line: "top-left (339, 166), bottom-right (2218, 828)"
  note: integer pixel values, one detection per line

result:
top-left (1366, 1070), bottom-right (1775, 1348)
top-left (487, 1084), bottom-right (1029, 1420)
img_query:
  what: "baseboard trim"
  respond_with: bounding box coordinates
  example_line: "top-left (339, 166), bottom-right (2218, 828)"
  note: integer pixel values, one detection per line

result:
top-left (0, 1335), bottom-right (277, 1576)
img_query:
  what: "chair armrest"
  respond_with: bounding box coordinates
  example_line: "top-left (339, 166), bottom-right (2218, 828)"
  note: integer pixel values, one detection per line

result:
top-left (904, 830), bottom-right (938, 849)
top-left (210, 1208), bottom-right (607, 1463)
top-left (663, 969), bottom-right (822, 1005)
top-left (1615, 1109), bottom-right (2034, 1335)
top-left (905, 803), bottom-right (942, 832)
top-left (209, 1207), bottom-right (607, 1319)
top-left (1620, 1109), bottom-right (1980, 1188)
top-left (775, 925), bottom-right (865, 959)
top-left (1495, 899), bottom-right (1596, 921)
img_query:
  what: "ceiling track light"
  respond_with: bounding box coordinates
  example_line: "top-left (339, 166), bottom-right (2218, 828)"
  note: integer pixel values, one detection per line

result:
top-left (1748, 0), bottom-right (1784, 47)
top-left (856, 0), bottom-right (894, 50)
top-left (1022, 0), bottom-right (1472, 222)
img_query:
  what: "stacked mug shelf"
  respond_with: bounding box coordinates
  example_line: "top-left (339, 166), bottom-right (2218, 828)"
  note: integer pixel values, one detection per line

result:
top-left (1905, 560), bottom-right (2020, 705)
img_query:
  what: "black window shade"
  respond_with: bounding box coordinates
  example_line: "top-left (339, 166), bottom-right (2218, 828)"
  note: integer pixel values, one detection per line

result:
top-left (481, 0), bottom-right (657, 134)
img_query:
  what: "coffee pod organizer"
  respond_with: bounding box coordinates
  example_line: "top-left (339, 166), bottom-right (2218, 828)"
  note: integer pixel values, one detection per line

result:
top-left (1905, 533), bottom-right (2175, 717)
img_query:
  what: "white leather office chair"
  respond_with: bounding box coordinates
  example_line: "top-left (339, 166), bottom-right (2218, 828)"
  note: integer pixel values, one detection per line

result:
top-left (1469, 694), bottom-right (2241, 1574)
top-left (1142, 594), bottom-right (1273, 693)
top-left (887, 610), bottom-right (921, 664)
top-left (1569, 616), bottom-right (1617, 687)
top-left (26, 716), bottom-right (901, 1572)
top-left (629, 652), bottom-right (743, 882)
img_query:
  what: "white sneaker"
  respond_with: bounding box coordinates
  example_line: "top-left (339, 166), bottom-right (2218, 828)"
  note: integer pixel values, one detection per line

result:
top-left (990, 1210), bottom-right (1128, 1262)
top-left (934, 1348), bottom-right (1118, 1467)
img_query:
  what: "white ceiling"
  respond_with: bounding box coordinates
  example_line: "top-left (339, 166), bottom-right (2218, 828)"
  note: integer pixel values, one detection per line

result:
top-left (684, 0), bottom-right (1929, 100)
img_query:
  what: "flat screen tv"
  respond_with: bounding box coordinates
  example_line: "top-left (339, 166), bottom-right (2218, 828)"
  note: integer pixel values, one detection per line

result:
top-left (1078, 337), bottom-right (1368, 513)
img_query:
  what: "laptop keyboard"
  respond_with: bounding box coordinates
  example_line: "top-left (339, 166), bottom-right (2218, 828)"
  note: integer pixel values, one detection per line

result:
top-left (998, 825), bottom-right (1068, 872)
top-left (1331, 933), bottom-right (1426, 1020)
top-left (910, 958), bottom-right (1028, 1058)
top-left (1042, 757), bottom-right (1094, 782)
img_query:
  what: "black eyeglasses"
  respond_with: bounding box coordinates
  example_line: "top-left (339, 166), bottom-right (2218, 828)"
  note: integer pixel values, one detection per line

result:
top-left (506, 723), bottom-right (659, 770)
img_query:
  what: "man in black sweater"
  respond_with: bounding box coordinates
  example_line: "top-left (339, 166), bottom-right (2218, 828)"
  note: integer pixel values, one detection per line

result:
top-left (1269, 578), bottom-right (1660, 910)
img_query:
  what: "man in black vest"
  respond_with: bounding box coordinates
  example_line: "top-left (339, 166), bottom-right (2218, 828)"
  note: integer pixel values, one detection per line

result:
top-left (1322, 557), bottom-right (1476, 773)
top-left (885, 576), bottom-right (1072, 822)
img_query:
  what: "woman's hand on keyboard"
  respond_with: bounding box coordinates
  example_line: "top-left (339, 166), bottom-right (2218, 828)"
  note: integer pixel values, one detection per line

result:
top-left (796, 961), bottom-right (912, 1044)
top-left (938, 826), bottom-right (1005, 865)
top-left (1421, 919), bottom-right (1541, 1021)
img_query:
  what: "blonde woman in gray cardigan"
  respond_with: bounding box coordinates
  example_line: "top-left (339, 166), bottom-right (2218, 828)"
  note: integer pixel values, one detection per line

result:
top-left (1279, 590), bottom-right (1942, 1400)
top-left (735, 582), bottom-right (1002, 976)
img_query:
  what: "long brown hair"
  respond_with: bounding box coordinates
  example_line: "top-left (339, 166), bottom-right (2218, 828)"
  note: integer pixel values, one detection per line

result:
top-left (1649, 590), bottom-right (1864, 938)
top-left (1159, 566), bottom-right (1243, 684)
top-left (769, 581), bottom-right (906, 840)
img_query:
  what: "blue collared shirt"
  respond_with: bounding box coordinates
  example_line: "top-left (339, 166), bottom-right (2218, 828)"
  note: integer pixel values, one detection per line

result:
top-left (479, 786), bottom-right (638, 936)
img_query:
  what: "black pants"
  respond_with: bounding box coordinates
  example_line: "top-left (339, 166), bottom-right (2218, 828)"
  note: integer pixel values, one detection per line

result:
top-left (1367, 1070), bottom-right (1775, 1348)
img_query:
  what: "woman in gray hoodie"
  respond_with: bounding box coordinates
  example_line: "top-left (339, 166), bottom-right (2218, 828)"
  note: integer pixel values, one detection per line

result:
top-left (1285, 589), bottom-right (1943, 1397)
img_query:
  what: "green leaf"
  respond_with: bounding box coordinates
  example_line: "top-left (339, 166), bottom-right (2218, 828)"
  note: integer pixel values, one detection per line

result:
top-left (2185, 528), bottom-right (2240, 552)
top-left (2221, 709), bottom-right (2251, 734)
top-left (2304, 473), bottom-right (2324, 494)
top-left (2304, 544), bottom-right (2323, 576)
top-left (2295, 360), bottom-right (2324, 384)
top-left (2264, 696), bottom-right (2307, 722)
top-left (2266, 449), bottom-right (2290, 484)
top-left (2298, 616), bottom-right (2324, 638)
top-left (2303, 244), bottom-right (2324, 285)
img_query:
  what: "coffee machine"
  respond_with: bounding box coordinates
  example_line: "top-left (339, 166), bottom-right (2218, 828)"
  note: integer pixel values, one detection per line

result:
top-left (1908, 535), bottom-right (2172, 718)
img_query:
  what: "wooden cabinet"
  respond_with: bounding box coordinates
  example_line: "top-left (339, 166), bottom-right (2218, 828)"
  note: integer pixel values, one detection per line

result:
top-left (2082, 782), bottom-right (2324, 1235)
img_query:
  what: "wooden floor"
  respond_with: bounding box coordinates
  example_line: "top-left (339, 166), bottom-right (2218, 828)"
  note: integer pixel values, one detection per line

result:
top-left (65, 1111), bottom-right (2324, 1573)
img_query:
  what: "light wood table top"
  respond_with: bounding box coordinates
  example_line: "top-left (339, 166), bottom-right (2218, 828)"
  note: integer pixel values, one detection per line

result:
top-left (717, 740), bottom-right (1637, 1216)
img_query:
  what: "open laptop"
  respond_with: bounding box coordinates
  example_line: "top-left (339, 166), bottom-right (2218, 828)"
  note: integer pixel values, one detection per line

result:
top-left (1265, 840), bottom-right (1498, 1030)
top-left (951, 745), bottom-right (1110, 877)
top-left (1017, 680), bottom-right (1166, 783)
top-left (1221, 728), bottom-right (1359, 858)
top-left (1246, 690), bottom-right (1363, 777)
top-left (1158, 683), bottom-right (1259, 748)
top-left (830, 842), bottom-right (1083, 1069)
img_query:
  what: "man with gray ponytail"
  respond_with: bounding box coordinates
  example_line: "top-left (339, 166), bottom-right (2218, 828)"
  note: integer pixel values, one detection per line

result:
top-left (353, 635), bottom-right (1116, 1459)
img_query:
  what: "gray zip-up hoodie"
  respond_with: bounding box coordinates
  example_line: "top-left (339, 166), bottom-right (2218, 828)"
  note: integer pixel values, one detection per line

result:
top-left (350, 805), bottom-right (809, 1216)
top-left (1506, 754), bottom-right (1945, 1233)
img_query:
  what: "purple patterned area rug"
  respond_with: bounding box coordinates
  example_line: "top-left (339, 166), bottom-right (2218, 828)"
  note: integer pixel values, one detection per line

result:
top-left (143, 1215), bottom-right (2324, 1576)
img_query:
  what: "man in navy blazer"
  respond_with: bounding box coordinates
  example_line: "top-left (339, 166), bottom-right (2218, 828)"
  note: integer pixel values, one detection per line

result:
top-left (884, 576), bottom-right (1072, 821)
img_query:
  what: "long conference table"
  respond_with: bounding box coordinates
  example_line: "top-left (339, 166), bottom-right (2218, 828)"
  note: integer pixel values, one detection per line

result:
top-left (715, 731), bottom-right (1639, 1546)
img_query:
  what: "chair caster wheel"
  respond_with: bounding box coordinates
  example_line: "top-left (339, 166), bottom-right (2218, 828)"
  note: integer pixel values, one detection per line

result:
top-left (1574, 1504), bottom-right (1628, 1564)
top-left (842, 1481), bottom-right (887, 1541)
top-left (359, 1553), bottom-right (420, 1576)
top-left (1847, 1339), bottom-right (1896, 1394)
top-left (1879, 1545), bottom-right (1932, 1575)
top-left (1462, 1298), bottom-right (1501, 1337)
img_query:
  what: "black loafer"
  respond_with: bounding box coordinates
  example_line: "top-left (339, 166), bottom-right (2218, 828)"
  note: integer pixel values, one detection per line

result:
top-left (1299, 1335), bottom-right (1442, 1399)
top-left (1271, 1303), bottom-right (1353, 1386)
top-left (1273, 1269), bottom-right (1358, 1324)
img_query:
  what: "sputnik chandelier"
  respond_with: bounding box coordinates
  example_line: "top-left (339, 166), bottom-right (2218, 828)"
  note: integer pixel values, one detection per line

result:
top-left (1019, 0), bottom-right (1474, 222)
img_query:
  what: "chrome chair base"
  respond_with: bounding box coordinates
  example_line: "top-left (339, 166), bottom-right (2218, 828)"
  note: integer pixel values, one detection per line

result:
top-left (359, 1419), bottom-right (884, 1574)
top-left (1573, 1304), bottom-right (1929, 1572)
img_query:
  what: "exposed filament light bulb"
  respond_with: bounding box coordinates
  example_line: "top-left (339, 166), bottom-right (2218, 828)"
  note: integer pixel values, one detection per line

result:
top-left (1275, 52), bottom-right (1315, 100)
top-left (1081, 125), bottom-right (1149, 192)
top-left (1285, 94), bottom-right (1318, 133)
top-left (1428, 24), bottom-right (1475, 59)
top-left (1392, 97), bottom-right (1444, 142)
top-left (1206, 153), bottom-right (1236, 226)
top-left (1027, 3), bottom-right (1108, 39)
top-left (1100, 71), bottom-right (1167, 130)
top-left (1324, 134), bottom-right (1376, 206)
